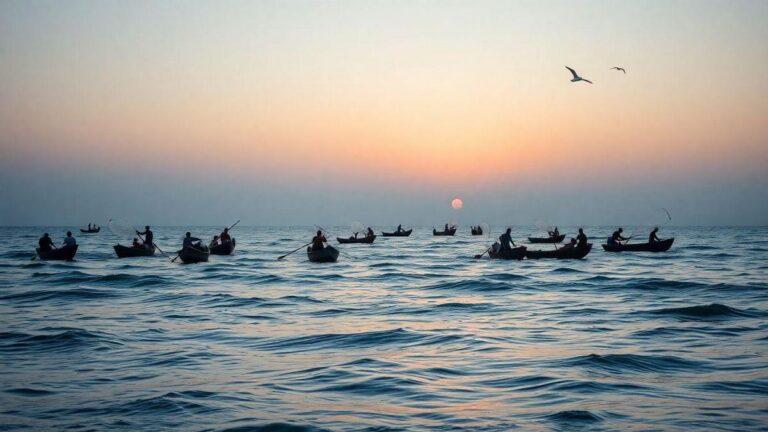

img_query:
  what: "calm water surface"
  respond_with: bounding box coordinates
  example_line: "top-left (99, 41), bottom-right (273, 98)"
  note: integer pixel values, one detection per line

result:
top-left (1, 226), bottom-right (767, 431)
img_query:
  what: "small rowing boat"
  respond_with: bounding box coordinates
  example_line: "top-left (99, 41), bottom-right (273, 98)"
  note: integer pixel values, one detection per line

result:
top-left (433, 227), bottom-right (457, 236)
top-left (36, 245), bottom-right (78, 261)
top-left (526, 244), bottom-right (592, 259)
top-left (210, 239), bottom-right (236, 255)
top-left (177, 245), bottom-right (210, 263)
top-left (381, 229), bottom-right (412, 237)
top-left (307, 245), bottom-right (339, 262)
top-left (488, 245), bottom-right (527, 260)
top-left (337, 235), bottom-right (376, 244)
top-left (114, 244), bottom-right (155, 258)
top-left (80, 227), bottom-right (100, 233)
top-left (602, 238), bottom-right (674, 252)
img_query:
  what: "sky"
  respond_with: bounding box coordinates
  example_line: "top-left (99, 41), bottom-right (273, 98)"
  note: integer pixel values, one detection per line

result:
top-left (1, 0), bottom-right (767, 226)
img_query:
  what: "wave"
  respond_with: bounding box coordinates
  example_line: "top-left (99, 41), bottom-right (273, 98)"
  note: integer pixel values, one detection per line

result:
top-left (691, 379), bottom-right (768, 395)
top-left (561, 353), bottom-right (708, 374)
top-left (29, 271), bottom-right (171, 287)
top-left (0, 329), bottom-right (122, 354)
top-left (3, 387), bottom-right (57, 397)
top-left (545, 410), bottom-right (603, 422)
top-left (644, 303), bottom-right (762, 320)
top-left (219, 423), bottom-right (332, 432)
top-left (0, 287), bottom-right (120, 303)
top-left (420, 279), bottom-right (517, 292)
top-left (252, 328), bottom-right (464, 353)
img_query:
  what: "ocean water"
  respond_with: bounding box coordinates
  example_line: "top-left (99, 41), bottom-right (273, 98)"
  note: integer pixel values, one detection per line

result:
top-left (1, 226), bottom-right (766, 432)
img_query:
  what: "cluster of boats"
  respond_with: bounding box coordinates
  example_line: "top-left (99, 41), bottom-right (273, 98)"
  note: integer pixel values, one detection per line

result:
top-left (33, 224), bottom-right (674, 264)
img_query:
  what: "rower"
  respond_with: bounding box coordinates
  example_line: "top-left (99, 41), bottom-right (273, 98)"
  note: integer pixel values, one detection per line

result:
top-left (366, 227), bottom-right (374, 238)
top-left (219, 227), bottom-right (231, 243)
top-left (38, 233), bottom-right (54, 252)
top-left (137, 226), bottom-right (154, 249)
top-left (609, 228), bottom-right (629, 245)
top-left (498, 228), bottom-right (515, 251)
top-left (560, 238), bottom-right (577, 250)
top-left (548, 227), bottom-right (560, 238)
top-left (396, 224), bottom-right (403, 233)
top-left (183, 232), bottom-right (203, 249)
top-left (132, 237), bottom-right (142, 248)
top-left (62, 231), bottom-right (77, 247)
top-left (209, 235), bottom-right (220, 248)
top-left (311, 230), bottom-right (327, 251)
top-left (87, 223), bottom-right (91, 230)
top-left (576, 228), bottom-right (588, 248)
top-left (444, 223), bottom-right (450, 232)
top-left (649, 227), bottom-right (661, 243)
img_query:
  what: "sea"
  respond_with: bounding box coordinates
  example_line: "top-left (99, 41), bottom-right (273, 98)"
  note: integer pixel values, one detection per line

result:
top-left (1, 226), bottom-right (766, 431)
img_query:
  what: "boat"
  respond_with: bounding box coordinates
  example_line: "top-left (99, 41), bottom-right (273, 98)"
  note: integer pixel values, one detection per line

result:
top-left (177, 245), bottom-right (210, 263)
top-left (337, 235), bottom-right (376, 244)
top-left (488, 245), bottom-right (527, 260)
top-left (80, 227), bottom-right (101, 233)
top-left (381, 229), bottom-right (412, 237)
top-left (528, 234), bottom-right (565, 243)
top-left (114, 244), bottom-right (155, 258)
top-left (36, 245), bottom-right (78, 261)
top-left (602, 238), bottom-right (675, 253)
top-left (433, 227), bottom-right (457, 236)
top-left (210, 239), bottom-right (236, 255)
top-left (526, 244), bottom-right (592, 259)
top-left (307, 245), bottom-right (339, 263)
top-left (471, 227), bottom-right (484, 235)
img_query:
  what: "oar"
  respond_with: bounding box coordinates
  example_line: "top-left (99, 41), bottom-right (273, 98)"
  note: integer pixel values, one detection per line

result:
top-left (278, 242), bottom-right (313, 260)
top-left (474, 246), bottom-right (492, 259)
top-left (227, 219), bottom-right (241, 231)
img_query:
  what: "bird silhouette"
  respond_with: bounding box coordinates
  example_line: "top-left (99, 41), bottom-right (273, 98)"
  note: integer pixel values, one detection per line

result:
top-left (610, 66), bottom-right (626, 74)
top-left (565, 66), bottom-right (592, 84)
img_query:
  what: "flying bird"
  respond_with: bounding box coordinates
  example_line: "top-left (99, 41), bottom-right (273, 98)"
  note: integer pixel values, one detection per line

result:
top-left (611, 66), bottom-right (626, 74)
top-left (565, 66), bottom-right (592, 84)
top-left (660, 208), bottom-right (672, 221)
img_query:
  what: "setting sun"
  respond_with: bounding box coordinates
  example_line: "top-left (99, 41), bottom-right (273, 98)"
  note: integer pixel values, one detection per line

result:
top-left (451, 198), bottom-right (463, 210)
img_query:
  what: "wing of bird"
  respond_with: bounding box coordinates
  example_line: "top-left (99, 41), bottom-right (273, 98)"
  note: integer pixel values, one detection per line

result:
top-left (583, 79), bottom-right (593, 84)
top-left (565, 66), bottom-right (578, 79)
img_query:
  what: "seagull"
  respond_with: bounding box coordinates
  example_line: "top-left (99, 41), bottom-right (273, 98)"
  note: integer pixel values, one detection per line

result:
top-left (610, 66), bottom-right (626, 74)
top-left (565, 66), bottom-right (592, 84)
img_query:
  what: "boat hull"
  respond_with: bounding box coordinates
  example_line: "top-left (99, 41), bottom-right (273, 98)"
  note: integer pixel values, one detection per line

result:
top-left (307, 245), bottom-right (340, 262)
top-left (488, 246), bottom-right (527, 260)
top-left (526, 244), bottom-right (592, 260)
top-left (80, 228), bottom-right (100, 233)
top-left (433, 228), bottom-right (457, 236)
top-left (528, 234), bottom-right (565, 243)
top-left (210, 239), bottom-right (236, 255)
top-left (177, 246), bottom-right (210, 263)
top-left (114, 244), bottom-right (155, 258)
top-left (36, 245), bottom-right (78, 261)
top-left (602, 238), bottom-right (674, 252)
top-left (381, 229), bottom-right (412, 237)
top-left (337, 235), bottom-right (376, 244)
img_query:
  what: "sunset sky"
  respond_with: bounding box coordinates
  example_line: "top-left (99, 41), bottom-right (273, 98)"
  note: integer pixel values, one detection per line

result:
top-left (1, 0), bottom-right (766, 226)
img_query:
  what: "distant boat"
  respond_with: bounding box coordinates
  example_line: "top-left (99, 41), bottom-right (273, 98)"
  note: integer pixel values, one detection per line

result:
top-left (526, 244), bottom-right (592, 260)
top-left (80, 227), bottom-right (101, 233)
top-left (602, 238), bottom-right (674, 252)
top-left (433, 227), bottom-right (457, 236)
top-left (471, 227), bottom-right (484, 235)
top-left (210, 239), bottom-right (236, 255)
top-left (114, 244), bottom-right (155, 258)
top-left (36, 245), bottom-right (78, 261)
top-left (488, 245), bottom-right (527, 260)
top-left (307, 246), bottom-right (339, 263)
top-left (177, 245), bottom-right (210, 263)
top-left (337, 235), bottom-right (376, 244)
top-left (528, 234), bottom-right (565, 243)
top-left (381, 229), bottom-right (412, 237)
